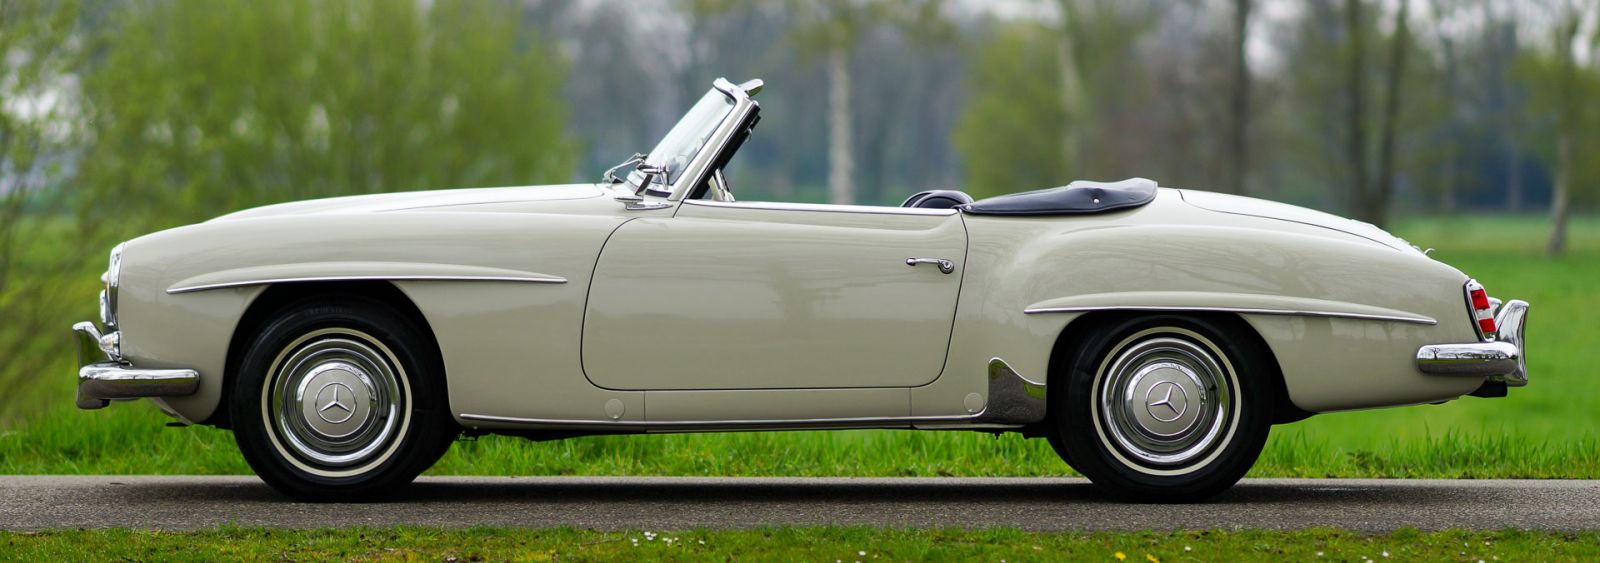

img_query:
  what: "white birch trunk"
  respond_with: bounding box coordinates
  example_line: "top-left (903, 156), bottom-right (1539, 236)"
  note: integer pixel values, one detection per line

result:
top-left (1056, 0), bottom-right (1084, 175)
top-left (827, 48), bottom-right (855, 205)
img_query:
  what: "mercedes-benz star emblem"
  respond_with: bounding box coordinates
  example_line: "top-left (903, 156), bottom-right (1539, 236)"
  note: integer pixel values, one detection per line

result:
top-left (315, 381), bottom-right (356, 424)
top-left (1145, 381), bottom-right (1188, 423)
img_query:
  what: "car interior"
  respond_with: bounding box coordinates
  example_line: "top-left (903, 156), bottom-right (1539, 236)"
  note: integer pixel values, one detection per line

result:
top-left (899, 190), bottom-right (975, 209)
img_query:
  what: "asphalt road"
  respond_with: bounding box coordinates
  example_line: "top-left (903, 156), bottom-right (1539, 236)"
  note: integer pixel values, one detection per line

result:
top-left (2, 476), bottom-right (1596, 532)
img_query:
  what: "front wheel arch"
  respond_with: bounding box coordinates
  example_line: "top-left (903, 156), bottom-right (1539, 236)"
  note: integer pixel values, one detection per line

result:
top-left (208, 281), bottom-right (443, 429)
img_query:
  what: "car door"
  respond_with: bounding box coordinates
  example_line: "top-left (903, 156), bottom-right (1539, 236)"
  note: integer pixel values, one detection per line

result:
top-left (581, 199), bottom-right (967, 393)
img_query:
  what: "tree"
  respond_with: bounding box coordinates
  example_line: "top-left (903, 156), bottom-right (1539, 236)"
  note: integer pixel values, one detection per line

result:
top-left (1425, 0), bottom-right (1465, 212)
top-left (77, 0), bottom-right (575, 224)
top-left (1536, 0), bottom-right (1595, 255)
top-left (1372, 0), bottom-right (1413, 225)
top-left (1054, 0), bottom-right (1088, 175)
top-left (789, 0), bottom-right (948, 204)
top-left (1294, 0), bottom-right (1419, 226)
top-left (954, 24), bottom-right (1072, 197)
top-left (1493, 14), bottom-right (1526, 213)
top-left (954, 1), bottom-right (1156, 197)
top-left (0, 0), bottom-right (84, 418)
top-left (1342, 0), bottom-right (1372, 222)
top-left (1227, 0), bottom-right (1253, 195)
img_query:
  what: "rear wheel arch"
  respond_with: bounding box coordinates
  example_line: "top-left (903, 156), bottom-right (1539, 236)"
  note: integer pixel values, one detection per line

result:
top-left (1044, 310), bottom-right (1305, 429)
top-left (207, 281), bottom-right (443, 428)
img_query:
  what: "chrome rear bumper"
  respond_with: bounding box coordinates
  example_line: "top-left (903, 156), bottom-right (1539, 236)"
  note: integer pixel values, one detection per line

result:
top-left (72, 321), bottom-right (199, 410)
top-left (1416, 299), bottom-right (1529, 386)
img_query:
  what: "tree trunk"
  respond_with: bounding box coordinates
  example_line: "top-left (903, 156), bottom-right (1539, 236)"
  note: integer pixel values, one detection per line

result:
top-left (1441, 150), bottom-right (1457, 213)
top-left (1548, 7), bottom-right (1584, 256)
top-left (1429, 0), bottom-right (1458, 213)
top-left (1344, 0), bottom-right (1371, 221)
top-left (1056, 0), bottom-right (1084, 177)
top-left (1228, 0), bottom-right (1252, 195)
top-left (1373, 0), bottom-right (1411, 228)
top-left (1550, 132), bottom-right (1572, 255)
top-left (1505, 129), bottom-right (1523, 213)
top-left (827, 47), bottom-right (855, 205)
top-left (1497, 22), bottom-right (1523, 213)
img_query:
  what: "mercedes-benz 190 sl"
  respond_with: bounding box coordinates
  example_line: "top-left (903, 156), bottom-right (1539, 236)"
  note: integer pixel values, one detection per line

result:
top-left (72, 78), bottom-right (1529, 501)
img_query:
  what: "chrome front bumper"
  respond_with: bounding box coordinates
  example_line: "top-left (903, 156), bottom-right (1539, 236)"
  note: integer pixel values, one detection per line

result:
top-left (1416, 299), bottom-right (1529, 386)
top-left (72, 321), bottom-right (199, 410)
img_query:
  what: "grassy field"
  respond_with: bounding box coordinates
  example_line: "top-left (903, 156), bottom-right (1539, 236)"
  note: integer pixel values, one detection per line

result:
top-left (0, 215), bottom-right (1595, 478)
top-left (2, 527), bottom-right (1596, 561)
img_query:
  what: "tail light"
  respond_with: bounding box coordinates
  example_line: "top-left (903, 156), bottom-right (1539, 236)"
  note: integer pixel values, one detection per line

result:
top-left (1465, 280), bottom-right (1496, 339)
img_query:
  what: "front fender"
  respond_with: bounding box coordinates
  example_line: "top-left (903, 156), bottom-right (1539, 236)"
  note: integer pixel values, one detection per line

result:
top-left (115, 211), bottom-right (629, 424)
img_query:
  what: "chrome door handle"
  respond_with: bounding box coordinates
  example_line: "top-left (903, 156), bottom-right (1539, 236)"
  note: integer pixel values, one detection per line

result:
top-left (906, 258), bottom-right (955, 274)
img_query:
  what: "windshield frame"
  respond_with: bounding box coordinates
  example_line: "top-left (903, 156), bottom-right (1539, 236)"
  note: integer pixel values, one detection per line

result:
top-left (626, 90), bottom-right (735, 195)
top-left (622, 78), bottom-right (760, 201)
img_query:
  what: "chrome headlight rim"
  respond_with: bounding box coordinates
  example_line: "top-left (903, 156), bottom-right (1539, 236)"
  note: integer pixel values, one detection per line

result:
top-left (101, 243), bottom-right (125, 328)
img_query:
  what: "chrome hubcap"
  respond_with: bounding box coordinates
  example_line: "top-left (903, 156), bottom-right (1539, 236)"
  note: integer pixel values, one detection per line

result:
top-left (268, 331), bottom-right (404, 469)
top-left (1098, 336), bottom-right (1234, 467)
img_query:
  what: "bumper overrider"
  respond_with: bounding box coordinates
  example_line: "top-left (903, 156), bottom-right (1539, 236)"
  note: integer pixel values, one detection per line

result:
top-left (1416, 299), bottom-right (1529, 387)
top-left (71, 321), bottom-right (199, 410)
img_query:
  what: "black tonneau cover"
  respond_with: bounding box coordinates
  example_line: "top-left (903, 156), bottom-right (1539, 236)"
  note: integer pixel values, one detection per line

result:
top-left (961, 178), bottom-right (1157, 216)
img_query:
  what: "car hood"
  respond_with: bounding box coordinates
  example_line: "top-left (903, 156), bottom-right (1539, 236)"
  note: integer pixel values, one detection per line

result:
top-left (1178, 189), bottom-right (1419, 253)
top-left (210, 183), bottom-right (605, 221)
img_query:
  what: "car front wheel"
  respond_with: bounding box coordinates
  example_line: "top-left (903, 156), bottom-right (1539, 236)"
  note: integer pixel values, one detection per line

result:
top-left (1051, 314), bottom-right (1272, 502)
top-left (230, 296), bottom-right (456, 501)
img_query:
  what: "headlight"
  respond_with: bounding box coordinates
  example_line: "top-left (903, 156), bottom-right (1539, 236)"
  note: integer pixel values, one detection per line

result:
top-left (100, 243), bottom-right (124, 328)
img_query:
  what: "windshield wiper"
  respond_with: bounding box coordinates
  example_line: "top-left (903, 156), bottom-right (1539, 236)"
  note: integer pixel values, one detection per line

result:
top-left (602, 152), bottom-right (647, 184)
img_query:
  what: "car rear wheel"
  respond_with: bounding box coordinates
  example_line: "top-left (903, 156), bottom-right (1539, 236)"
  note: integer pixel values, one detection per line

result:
top-left (1051, 314), bottom-right (1272, 502)
top-left (230, 295), bottom-right (456, 501)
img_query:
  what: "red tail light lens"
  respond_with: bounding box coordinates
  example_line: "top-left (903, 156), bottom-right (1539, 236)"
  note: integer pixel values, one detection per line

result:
top-left (1466, 280), bottom-right (1496, 338)
top-left (1470, 288), bottom-right (1491, 310)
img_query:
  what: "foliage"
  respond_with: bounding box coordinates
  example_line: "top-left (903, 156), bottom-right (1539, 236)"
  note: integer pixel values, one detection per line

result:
top-left (75, 0), bottom-right (574, 228)
top-left (3, 526), bottom-right (1598, 561)
top-left (955, 2), bottom-right (1234, 199)
top-left (0, 0), bottom-right (87, 423)
top-left (952, 24), bottom-right (1070, 198)
top-left (0, 0), bottom-right (573, 422)
top-left (1271, 0), bottom-right (1436, 222)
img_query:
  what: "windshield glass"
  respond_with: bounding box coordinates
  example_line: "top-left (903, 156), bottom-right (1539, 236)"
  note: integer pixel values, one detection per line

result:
top-left (631, 89), bottom-right (734, 190)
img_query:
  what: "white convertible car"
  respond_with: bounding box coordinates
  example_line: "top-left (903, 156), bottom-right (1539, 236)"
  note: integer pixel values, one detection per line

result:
top-left (73, 78), bottom-right (1528, 501)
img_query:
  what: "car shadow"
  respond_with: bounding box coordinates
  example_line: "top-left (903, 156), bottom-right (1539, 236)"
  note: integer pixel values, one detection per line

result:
top-left (100, 477), bottom-right (1482, 508)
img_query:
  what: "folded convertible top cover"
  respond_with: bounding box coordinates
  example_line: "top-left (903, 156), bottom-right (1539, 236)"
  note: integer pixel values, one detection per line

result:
top-left (961, 178), bottom-right (1157, 216)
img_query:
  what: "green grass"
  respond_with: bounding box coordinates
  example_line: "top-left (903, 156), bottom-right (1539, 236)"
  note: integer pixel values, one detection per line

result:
top-left (3, 527), bottom-right (1596, 561)
top-left (0, 215), bottom-right (1596, 478)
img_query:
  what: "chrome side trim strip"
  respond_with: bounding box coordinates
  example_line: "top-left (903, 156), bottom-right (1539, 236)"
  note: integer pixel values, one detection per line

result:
top-left (167, 274), bottom-right (567, 294)
top-left (1023, 305), bottom-right (1436, 325)
top-left (683, 199), bottom-right (958, 216)
top-left (460, 412), bottom-right (988, 431)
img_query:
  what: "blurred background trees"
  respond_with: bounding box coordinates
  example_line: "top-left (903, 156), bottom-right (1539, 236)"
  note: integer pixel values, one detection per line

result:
top-left (2, 0), bottom-right (1598, 417)
top-left (14, 0), bottom-right (1580, 224)
top-left (77, 0), bottom-right (573, 228)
